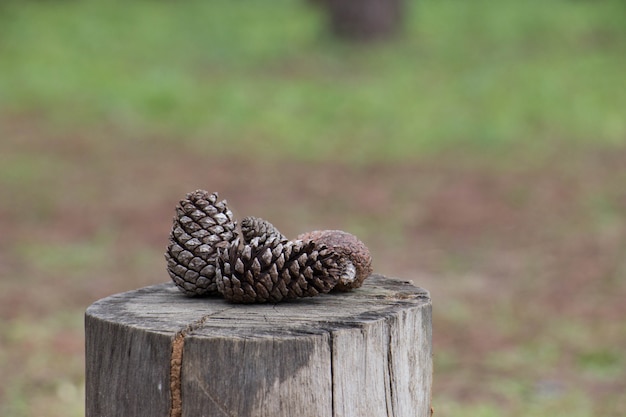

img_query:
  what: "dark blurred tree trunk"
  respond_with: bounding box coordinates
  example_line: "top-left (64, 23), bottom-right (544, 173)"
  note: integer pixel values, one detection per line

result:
top-left (312, 0), bottom-right (404, 41)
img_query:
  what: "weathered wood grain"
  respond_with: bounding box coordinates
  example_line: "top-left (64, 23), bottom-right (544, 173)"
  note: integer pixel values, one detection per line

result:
top-left (85, 274), bottom-right (432, 417)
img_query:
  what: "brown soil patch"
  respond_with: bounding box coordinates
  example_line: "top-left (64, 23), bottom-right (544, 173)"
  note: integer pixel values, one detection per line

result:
top-left (2, 116), bottom-right (625, 414)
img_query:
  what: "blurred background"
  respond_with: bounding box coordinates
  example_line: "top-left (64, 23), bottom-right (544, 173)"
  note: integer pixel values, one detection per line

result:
top-left (1, 0), bottom-right (625, 415)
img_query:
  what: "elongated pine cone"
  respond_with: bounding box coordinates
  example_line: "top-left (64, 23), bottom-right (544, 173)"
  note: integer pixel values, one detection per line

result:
top-left (297, 230), bottom-right (373, 291)
top-left (216, 236), bottom-right (342, 303)
top-left (240, 216), bottom-right (287, 244)
top-left (165, 190), bottom-right (237, 296)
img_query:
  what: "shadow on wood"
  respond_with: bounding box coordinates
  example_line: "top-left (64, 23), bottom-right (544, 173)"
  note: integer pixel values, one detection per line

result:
top-left (85, 274), bottom-right (432, 417)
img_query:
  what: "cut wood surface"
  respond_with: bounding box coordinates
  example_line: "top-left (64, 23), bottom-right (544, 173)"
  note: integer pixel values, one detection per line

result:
top-left (85, 274), bottom-right (432, 417)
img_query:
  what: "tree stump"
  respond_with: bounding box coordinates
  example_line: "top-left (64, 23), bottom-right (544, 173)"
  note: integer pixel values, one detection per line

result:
top-left (312, 0), bottom-right (404, 41)
top-left (85, 274), bottom-right (432, 417)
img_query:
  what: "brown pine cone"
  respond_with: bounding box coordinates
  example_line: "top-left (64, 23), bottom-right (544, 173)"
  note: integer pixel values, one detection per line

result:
top-left (296, 230), bottom-right (373, 291)
top-left (165, 190), bottom-right (237, 296)
top-left (240, 216), bottom-right (287, 245)
top-left (215, 236), bottom-right (342, 303)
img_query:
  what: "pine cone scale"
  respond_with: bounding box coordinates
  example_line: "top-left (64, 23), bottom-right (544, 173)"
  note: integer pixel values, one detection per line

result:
top-left (269, 264), bottom-right (279, 283)
top-left (197, 216), bottom-right (216, 228)
top-left (250, 258), bottom-right (262, 275)
top-left (199, 264), bottom-right (215, 277)
top-left (188, 257), bottom-right (207, 272)
top-left (260, 248), bottom-right (273, 266)
top-left (255, 282), bottom-right (270, 300)
top-left (168, 243), bottom-right (184, 257)
top-left (196, 244), bottom-right (212, 257)
top-left (274, 254), bottom-right (285, 270)
top-left (172, 226), bottom-right (190, 242)
top-left (187, 210), bottom-right (205, 221)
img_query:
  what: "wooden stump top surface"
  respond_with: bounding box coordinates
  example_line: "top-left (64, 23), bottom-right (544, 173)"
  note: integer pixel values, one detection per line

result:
top-left (86, 274), bottom-right (432, 417)
top-left (86, 274), bottom-right (430, 338)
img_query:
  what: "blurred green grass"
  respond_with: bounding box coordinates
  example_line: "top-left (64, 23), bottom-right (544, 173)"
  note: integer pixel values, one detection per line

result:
top-left (1, 0), bottom-right (625, 161)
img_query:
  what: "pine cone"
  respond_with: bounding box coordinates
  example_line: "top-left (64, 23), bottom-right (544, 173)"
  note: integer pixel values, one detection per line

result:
top-left (240, 216), bottom-right (287, 245)
top-left (216, 236), bottom-right (342, 303)
top-left (165, 190), bottom-right (237, 296)
top-left (296, 230), bottom-right (373, 291)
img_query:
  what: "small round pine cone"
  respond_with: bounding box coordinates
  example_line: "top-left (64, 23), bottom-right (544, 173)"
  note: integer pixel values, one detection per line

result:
top-left (216, 236), bottom-right (342, 303)
top-left (165, 190), bottom-right (237, 296)
top-left (296, 230), bottom-right (372, 291)
top-left (240, 216), bottom-right (287, 245)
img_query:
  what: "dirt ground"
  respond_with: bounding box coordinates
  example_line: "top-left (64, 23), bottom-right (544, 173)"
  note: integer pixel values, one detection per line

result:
top-left (1, 117), bottom-right (625, 415)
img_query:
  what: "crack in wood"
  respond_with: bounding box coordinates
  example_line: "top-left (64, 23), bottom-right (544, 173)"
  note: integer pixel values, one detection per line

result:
top-left (169, 309), bottom-right (233, 417)
top-left (170, 332), bottom-right (185, 417)
top-left (329, 331), bottom-right (335, 417)
top-left (386, 321), bottom-right (395, 417)
top-left (194, 374), bottom-right (237, 417)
